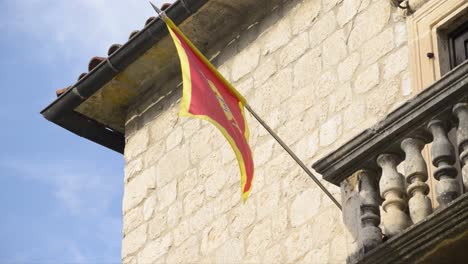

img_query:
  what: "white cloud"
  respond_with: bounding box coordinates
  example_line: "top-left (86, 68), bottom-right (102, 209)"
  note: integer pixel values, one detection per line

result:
top-left (4, 0), bottom-right (173, 65)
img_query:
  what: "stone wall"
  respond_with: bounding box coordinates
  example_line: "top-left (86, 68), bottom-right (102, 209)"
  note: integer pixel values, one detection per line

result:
top-left (122, 0), bottom-right (413, 263)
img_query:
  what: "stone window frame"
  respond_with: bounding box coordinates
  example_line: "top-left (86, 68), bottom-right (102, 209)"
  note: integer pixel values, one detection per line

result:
top-left (407, 0), bottom-right (468, 205)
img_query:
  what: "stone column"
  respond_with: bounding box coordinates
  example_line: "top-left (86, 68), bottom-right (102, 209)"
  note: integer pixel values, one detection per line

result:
top-left (428, 120), bottom-right (461, 207)
top-left (357, 169), bottom-right (382, 252)
top-left (453, 103), bottom-right (468, 191)
top-left (401, 137), bottom-right (432, 223)
top-left (377, 154), bottom-right (412, 237)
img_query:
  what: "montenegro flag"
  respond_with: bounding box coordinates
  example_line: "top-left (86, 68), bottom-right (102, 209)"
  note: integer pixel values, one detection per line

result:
top-left (164, 17), bottom-right (254, 201)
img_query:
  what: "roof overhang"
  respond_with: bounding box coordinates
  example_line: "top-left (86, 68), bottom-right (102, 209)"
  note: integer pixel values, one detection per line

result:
top-left (41, 0), bottom-right (283, 153)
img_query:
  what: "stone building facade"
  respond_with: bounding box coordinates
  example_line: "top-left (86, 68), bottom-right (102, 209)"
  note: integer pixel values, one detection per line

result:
top-left (41, 0), bottom-right (468, 263)
top-left (122, 1), bottom-right (414, 263)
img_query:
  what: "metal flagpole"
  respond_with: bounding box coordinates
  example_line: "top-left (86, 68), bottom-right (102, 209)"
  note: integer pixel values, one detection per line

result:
top-left (149, 1), bottom-right (341, 211)
top-left (245, 104), bottom-right (342, 210)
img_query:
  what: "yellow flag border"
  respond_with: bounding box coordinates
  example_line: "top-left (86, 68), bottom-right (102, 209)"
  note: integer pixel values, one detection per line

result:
top-left (165, 17), bottom-right (253, 201)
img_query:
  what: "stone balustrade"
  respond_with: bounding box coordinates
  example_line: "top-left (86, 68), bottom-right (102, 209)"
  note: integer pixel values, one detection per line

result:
top-left (312, 61), bottom-right (468, 263)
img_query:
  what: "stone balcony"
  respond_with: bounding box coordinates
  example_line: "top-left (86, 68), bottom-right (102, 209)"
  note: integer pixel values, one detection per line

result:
top-left (312, 60), bottom-right (468, 263)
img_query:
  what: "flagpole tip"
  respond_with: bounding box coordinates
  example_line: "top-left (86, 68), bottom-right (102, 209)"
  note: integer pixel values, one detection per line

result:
top-left (149, 1), bottom-right (162, 15)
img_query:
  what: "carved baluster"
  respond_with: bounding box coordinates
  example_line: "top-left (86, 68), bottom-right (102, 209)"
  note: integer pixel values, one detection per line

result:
top-left (401, 137), bottom-right (433, 223)
top-left (377, 153), bottom-right (412, 237)
top-left (358, 169), bottom-right (382, 252)
top-left (428, 120), bottom-right (461, 207)
top-left (453, 103), bottom-right (468, 191)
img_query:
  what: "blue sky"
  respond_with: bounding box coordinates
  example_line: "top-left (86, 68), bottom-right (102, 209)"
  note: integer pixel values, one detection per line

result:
top-left (0, 0), bottom-right (169, 262)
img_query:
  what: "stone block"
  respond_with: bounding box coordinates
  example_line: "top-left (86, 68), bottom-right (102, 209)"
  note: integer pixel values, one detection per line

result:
top-left (143, 194), bottom-right (157, 221)
top-left (123, 167), bottom-right (157, 213)
top-left (200, 216), bottom-right (229, 255)
top-left (263, 244), bottom-right (284, 264)
top-left (253, 139), bottom-right (275, 167)
top-left (232, 44), bottom-right (260, 81)
top-left (147, 212), bottom-right (167, 241)
top-left (338, 52), bottom-right (360, 83)
top-left (319, 114), bottom-right (342, 146)
top-left (348, 0), bottom-right (391, 51)
top-left (166, 126), bottom-right (183, 151)
top-left (123, 206), bottom-right (143, 235)
top-left (290, 188), bottom-right (321, 227)
top-left (279, 33), bottom-right (309, 67)
top-left (343, 99), bottom-right (366, 131)
top-left (184, 184), bottom-right (205, 216)
top-left (247, 219), bottom-right (272, 255)
top-left (366, 80), bottom-right (399, 117)
top-left (329, 82), bottom-right (352, 114)
top-left (383, 46), bottom-right (408, 80)
top-left (354, 63), bottom-right (379, 94)
top-left (260, 17), bottom-right (292, 56)
top-left (302, 245), bottom-right (330, 264)
top-left (157, 144), bottom-right (190, 187)
top-left (284, 224), bottom-right (314, 262)
top-left (229, 199), bottom-right (256, 237)
top-left (290, 0), bottom-right (321, 35)
top-left (121, 223), bottom-right (147, 259)
top-left (158, 180), bottom-right (177, 210)
top-left (309, 11), bottom-right (337, 48)
top-left (215, 238), bottom-right (244, 264)
top-left (124, 126), bottom-right (149, 161)
top-left (137, 233), bottom-right (172, 263)
top-left (322, 30), bottom-right (348, 68)
top-left (256, 182), bottom-right (281, 220)
top-left (166, 236), bottom-right (200, 264)
top-left (337, 0), bottom-right (361, 27)
top-left (167, 201), bottom-right (183, 228)
top-left (316, 70), bottom-right (338, 98)
top-left (189, 206), bottom-right (214, 234)
top-left (361, 27), bottom-right (395, 66)
top-left (293, 48), bottom-right (322, 89)
top-left (142, 139), bottom-right (165, 169)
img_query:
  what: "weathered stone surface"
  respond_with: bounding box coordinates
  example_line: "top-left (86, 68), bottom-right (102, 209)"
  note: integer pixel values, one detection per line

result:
top-left (215, 238), bottom-right (244, 264)
top-left (261, 18), bottom-right (292, 55)
top-left (284, 224), bottom-right (314, 262)
top-left (256, 182), bottom-right (281, 219)
top-left (200, 216), bottom-right (229, 255)
top-left (301, 245), bottom-right (329, 264)
top-left (166, 235), bottom-right (200, 264)
top-left (338, 52), bottom-right (360, 83)
top-left (148, 212), bottom-right (167, 240)
top-left (166, 126), bottom-right (183, 151)
top-left (383, 46), bottom-right (408, 80)
top-left (156, 145), bottom-right (190, 187)
top-left (293, 48), bottom-right (322, 89)
top-left (232, 44), bottom-right (260, 82)
top-left (247, 219), bottom-right (272, 255)
top-left (254, 57), bottom-right (277, 86)
top-left (348, 0), bottom-right (391, 51)
top-left (184, 184), bottom-right (205, 216)
top-left (229, 200), bottom-right (256, 236)
top-left (329, 82), bottom-right (352, 113)
top-left (125, 126), bottom-right (149, 161)
top-left (309, 11), bottom-right (337, 48)
top-left (290, 188), bottom-right (321, 227)
top-left (124, 158), bottom-right (143, 183)
top-left (143, 194), bottom-right (157, 221)
top-left (290, 0), bottom-right (321, 35)
top-left (354, 63), bottom-right (379, 94)
top-left (123, 167), bottom-right (157, 213)
top-left (158, 180), bottom-right (177, 210)
top-left (189, 206), bottom-right (214, 234)
top-left (280, 33), bottom-right (309, 68)
top-left (322, 30), bottom-right (348, 68)
top-left (367, 80), bottom-right (399, 117)
top-left (263, 244), bottom-right (284, 264)
top-left (138, 233), bottom-right (172, 263)
top-left (361, 28), bottom-right (395, 66)
top-left (320, 114), bottom-right (342, 146)
top-left (124, 206), bottom-right (144, 235)
top-left (122, 223), bottom-right (147, 259)
top-left (343, 99), bottom-right (366, 131)
top-left (337, 0), bottom-right (361, 27)
top-left (317, 70), bottom-right (339, 98)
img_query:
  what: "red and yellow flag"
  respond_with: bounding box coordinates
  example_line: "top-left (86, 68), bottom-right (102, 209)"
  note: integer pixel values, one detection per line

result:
top-left (164, 17), bottom-right (254, 201)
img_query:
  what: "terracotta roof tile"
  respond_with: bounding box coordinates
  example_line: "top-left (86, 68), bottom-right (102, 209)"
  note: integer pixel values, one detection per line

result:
top-left (54, 2), bottom-right (173, 96)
